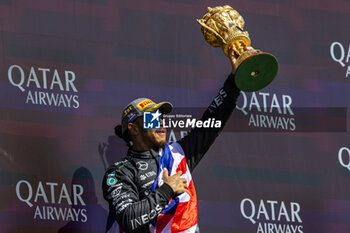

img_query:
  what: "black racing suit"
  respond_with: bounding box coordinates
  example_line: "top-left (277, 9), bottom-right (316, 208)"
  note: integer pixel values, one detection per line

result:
top-left (102, 73), bottom-right (240, 233)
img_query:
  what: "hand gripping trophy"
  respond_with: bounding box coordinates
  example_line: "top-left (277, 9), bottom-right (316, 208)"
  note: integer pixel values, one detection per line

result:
top-left (197, 5), bottom-right (278, 92)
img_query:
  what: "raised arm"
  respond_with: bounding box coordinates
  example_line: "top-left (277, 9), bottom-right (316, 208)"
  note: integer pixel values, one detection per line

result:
top-left (178, 46), bottom-right (242, 171)
top-left (177, 73), bottom-right (240, 171)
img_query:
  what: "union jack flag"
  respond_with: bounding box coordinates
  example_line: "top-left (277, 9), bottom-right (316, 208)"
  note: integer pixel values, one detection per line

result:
top-left (150, 142), bottom-right (198, 233)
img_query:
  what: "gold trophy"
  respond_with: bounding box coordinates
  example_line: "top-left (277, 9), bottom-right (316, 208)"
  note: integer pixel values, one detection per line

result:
top-left (197, 5), bottom-right (278, 92)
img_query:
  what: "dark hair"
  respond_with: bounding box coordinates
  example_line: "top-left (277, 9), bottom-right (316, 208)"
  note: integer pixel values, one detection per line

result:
top-left (114, 125), bottom-right (132, 147)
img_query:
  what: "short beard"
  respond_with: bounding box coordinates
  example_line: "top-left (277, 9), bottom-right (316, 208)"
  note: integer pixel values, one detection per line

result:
top-left (148, 131), bottom-right (167, 150)
top-left (153, 139), bottom-right (167, 150)
top-left (140, 127), bottom-right (167, 150)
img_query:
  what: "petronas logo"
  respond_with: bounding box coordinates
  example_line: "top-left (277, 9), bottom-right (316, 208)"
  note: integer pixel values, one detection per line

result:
top-left (107, 171), bottom-right (117, 186)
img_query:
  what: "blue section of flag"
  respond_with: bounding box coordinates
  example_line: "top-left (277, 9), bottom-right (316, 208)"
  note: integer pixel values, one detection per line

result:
top-left (151, 143), bottom-right (174, 192)
top-left (151, 143), bottom-right (176, 226)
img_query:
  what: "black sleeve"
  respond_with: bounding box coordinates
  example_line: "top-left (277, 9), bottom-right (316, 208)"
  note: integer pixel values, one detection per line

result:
top-left (102, 163), bottom-right (174, 232)
top-left (178, 73), bottom-right (240, 172)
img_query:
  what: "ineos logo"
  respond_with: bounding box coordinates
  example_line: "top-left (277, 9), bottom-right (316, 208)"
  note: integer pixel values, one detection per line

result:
top-left (136, 161), bottom-right (148, 170)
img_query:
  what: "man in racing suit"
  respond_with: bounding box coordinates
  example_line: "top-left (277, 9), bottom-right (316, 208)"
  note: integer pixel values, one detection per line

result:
top-left (103, 48), bottom-right (242, 233)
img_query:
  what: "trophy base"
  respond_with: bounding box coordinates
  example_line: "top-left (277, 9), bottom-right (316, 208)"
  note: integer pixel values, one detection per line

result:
top-left (235, 52), bottom-right (278, 92)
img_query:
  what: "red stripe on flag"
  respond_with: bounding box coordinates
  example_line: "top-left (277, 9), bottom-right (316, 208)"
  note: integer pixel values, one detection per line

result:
top-left (171, 180), bottom-right (198, 232)
top-left (176, 157), bottom-right (187, 174)
top-left (156, 213), bottom-right (174, 233)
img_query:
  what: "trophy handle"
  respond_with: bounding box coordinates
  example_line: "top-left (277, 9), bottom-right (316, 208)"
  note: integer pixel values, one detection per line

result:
top-left (196, 19), bottom-right (227, 44)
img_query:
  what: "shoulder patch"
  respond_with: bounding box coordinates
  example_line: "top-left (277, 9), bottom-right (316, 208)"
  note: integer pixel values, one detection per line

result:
top-left (114, 159), bottom-right (128, 167)
top-left (106, 171), bottom-right (118, 186)
top-left (114, 159), bottom-right (131, 170)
